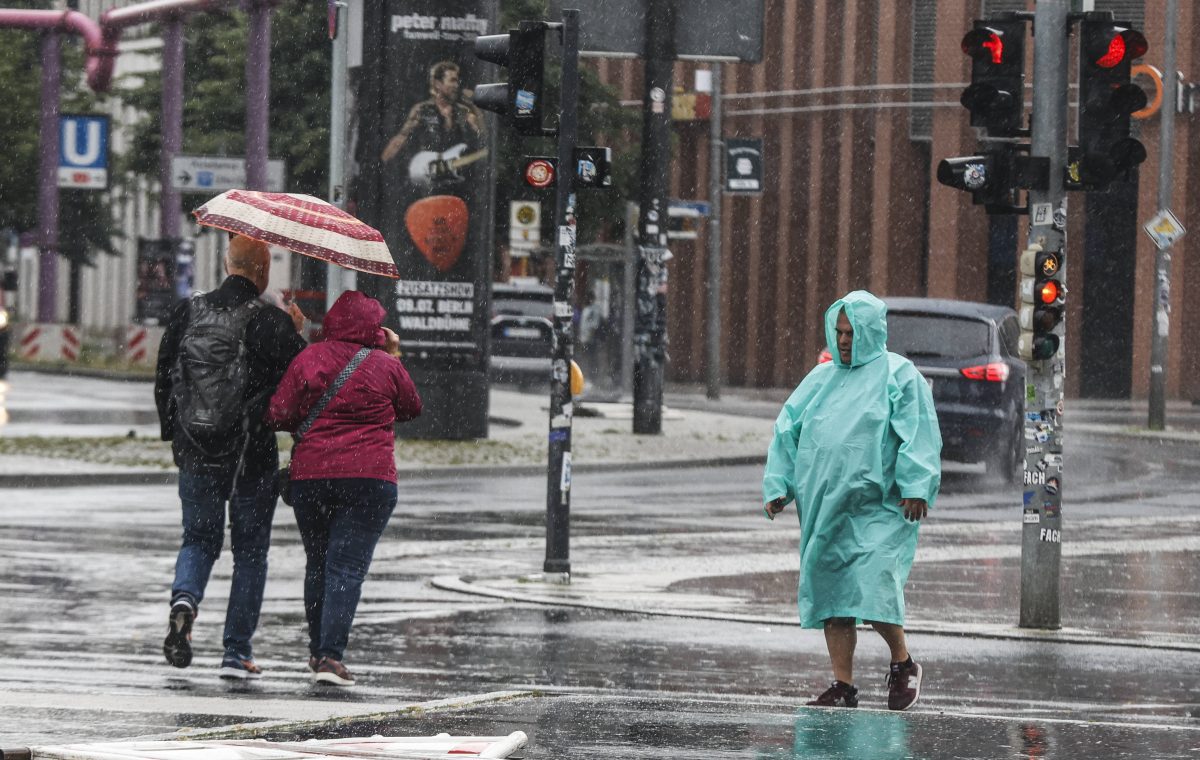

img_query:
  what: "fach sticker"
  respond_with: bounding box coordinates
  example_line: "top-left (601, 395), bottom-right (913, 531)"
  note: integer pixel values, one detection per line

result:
top-left (1039, 528), bottom-right (1061, 543)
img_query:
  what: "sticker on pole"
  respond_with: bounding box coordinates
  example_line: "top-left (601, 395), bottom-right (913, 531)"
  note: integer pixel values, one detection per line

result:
top-left (1143, 208), bottom-right (1186, 250)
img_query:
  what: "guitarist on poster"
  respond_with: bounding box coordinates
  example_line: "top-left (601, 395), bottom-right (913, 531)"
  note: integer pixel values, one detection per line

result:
top-left (380, 60), bottom-right (486, 197)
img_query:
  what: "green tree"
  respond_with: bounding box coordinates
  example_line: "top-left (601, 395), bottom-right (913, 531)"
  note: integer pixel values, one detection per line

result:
top-left (0, 19), bottom-right (44, 236)
top-left (120, 0), bottom-right (331, 201)
top-left (0, 0), bottom-right (118, 270)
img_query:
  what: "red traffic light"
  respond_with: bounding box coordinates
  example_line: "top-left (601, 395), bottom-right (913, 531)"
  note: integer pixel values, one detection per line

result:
top-left (1089, 28), bottom-right (1148, 69)
top-left (962, 28), bottom-right (1005, 64)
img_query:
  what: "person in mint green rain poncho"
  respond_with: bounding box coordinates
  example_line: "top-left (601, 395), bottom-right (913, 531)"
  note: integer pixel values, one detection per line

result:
top-left (762, 291), bottom-right (941, 713)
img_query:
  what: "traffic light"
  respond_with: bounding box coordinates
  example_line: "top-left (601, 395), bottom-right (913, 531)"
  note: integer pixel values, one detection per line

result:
top-left (473, 21), bottom-right (551, 137)
top-left (1018, 244), bottom-right (1065, 361)
top-left (1076, 18), bottom-right (1148, 187)
top-left (937, 150), bottom-right (1016, 210)
top-left (960, 19), bottom-right (1026, 137)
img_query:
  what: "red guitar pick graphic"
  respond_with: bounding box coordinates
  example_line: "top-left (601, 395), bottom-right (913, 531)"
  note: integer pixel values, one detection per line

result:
top-left (405, 195), bottom-right (469, 273)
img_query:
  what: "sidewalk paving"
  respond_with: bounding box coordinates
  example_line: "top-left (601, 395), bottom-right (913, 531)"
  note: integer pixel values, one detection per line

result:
top-left (4, 370), bottom-right (1199, 485)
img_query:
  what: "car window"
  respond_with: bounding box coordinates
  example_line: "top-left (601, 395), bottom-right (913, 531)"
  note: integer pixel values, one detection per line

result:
top-left (887, 313), bottom-right (992, 359)
top-left (492, 288), bottom-right (553, 318)
top-left (999, 316), bottom-right (1020, 356)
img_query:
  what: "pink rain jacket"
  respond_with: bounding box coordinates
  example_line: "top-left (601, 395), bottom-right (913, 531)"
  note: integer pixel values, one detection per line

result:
top-left (266, 291), bottom-right (421, 483)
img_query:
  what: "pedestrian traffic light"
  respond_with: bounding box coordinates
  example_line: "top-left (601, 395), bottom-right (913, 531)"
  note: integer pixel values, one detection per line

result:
top-left (1018, 244), bottom-right (1065, 361)
top-left (1076, 18), bottom-right (1148, 187)
top-left (936, 150), bottom-right (1016, 210)
top-left (960, 19), bottom-right (1026, 137)
top-left (473, 21), bottom-right (551, 137)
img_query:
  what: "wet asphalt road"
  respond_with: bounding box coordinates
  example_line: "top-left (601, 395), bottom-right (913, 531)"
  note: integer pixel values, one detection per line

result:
top-left (3, 376), bottom-right (1200, 756)
top-left (3, 448), bottom-right (1200, 756)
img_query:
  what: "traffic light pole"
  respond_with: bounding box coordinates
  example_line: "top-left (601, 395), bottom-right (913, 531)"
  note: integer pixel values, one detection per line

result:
top-left (1148, 0), bottom-right (1178, 431)
top-left (632, 0), bottom-right (676, 435)
top-left (1019, 0), bottom-right (1069, 629)
top-left (544, 9), bottom-right (580, 579)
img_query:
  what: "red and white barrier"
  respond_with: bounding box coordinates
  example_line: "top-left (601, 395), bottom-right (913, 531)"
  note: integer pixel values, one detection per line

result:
top-left (17, 324), bottom-right (81, 362)
top-left (123, 325), bottom-right (164, 365)
top-left (125, 326), bottom-right (149, 364)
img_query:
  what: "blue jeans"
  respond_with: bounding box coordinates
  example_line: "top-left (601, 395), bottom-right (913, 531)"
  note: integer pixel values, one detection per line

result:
top-left (173, 467), bottom-right (277, 657)
top-left (290, 478), bottom-right (398, 662)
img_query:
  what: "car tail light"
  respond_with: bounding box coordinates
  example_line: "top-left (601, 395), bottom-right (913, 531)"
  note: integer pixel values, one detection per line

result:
top-left (960, 362), bottom-right (1010, 382)
top-left (817, 348), bottom-right (832, 364)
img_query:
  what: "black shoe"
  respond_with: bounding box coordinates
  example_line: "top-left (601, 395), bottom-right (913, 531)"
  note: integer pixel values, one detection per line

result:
top-left (806, 680), bottom-right (859, 708)
top-left (163, 601), bottom-right (195, 669)
top-left (887, 659), bottom-right (923, 711)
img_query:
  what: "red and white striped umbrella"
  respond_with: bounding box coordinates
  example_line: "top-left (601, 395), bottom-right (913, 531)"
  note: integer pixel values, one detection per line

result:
top-left (193, 190), bottom-right (399, 279)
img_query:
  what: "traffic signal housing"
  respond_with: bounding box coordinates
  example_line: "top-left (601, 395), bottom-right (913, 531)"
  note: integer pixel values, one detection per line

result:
top-left (937, 153), bottom-right (1011, 208)
top-left (473, 21), bottom-right (551, 137)
top-left (960, 19), bottom-right (1027, 137)
top-left (1076, 18), bottom-right (1149, 187)
top-left (1018, 244), bottom-right (1065, 361)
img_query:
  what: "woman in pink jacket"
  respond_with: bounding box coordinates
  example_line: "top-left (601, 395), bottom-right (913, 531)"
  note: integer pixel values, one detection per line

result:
top-left (266, 290), bottom-right (421, 687)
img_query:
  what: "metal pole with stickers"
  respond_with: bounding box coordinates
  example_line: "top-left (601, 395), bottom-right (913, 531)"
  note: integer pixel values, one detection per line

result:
top-left (1018, 0), bottom-right (1070, 629)
top-left (543, 10), bottom-right (581, 579)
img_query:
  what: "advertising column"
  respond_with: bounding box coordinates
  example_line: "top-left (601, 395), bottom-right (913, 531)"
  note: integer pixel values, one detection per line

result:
top-left (355, 1), bottom-right (493, 439)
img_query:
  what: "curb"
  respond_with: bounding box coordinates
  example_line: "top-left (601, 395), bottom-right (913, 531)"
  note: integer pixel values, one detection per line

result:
top-left (8, 362), bottom-right (154, 383)
top-left (0, 455), bottom-right (767, 489)
top-left (431, 575), bottom-right (1200, 654)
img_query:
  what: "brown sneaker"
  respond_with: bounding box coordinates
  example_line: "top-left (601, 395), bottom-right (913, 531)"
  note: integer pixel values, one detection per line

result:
top-left (887, 659), bottom-right (923, 711)
top-left (314, 656), bottom-right (355, 687)
top-left (806, 680), bottom-right (859, 707)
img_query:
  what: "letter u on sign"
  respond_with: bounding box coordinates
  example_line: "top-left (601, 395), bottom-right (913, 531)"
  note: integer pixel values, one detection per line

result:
top-left (62, 121), bottom-right (102, 166)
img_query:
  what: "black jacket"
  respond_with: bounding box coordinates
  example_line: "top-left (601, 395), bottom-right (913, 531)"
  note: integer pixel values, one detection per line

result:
top-left (154, 275), bottom-right (307, 476)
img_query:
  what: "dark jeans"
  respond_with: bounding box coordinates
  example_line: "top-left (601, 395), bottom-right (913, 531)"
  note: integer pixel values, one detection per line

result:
top-left (290, 478), bottom-right (398, 662)
top-left (173, 467), bottom-right (277, 658)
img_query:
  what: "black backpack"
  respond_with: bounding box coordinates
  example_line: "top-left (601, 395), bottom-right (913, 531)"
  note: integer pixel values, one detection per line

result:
top-left (170, 295), bottom-right (265, 458)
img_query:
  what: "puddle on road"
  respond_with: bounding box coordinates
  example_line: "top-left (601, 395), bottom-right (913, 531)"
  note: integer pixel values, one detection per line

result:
top-left (259, 693), bottom-right (1200, 759)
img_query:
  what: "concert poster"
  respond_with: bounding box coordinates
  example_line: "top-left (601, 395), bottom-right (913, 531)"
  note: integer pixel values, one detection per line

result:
top-left (355, 0), bottom-right (494, 370)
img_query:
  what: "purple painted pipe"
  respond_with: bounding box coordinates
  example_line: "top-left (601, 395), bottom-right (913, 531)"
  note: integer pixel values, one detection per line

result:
top-left (0, 9), bottom-right (116, 92)
top-left (243, 0), bottom-right (273, 190)
top-left (37, 29), bottom-right (60, 323)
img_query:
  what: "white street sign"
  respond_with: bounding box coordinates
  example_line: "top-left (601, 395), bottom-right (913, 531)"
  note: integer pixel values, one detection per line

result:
top-left (509, 201), bottom-right (542, 251)
top-left (1143, 208), bottom-right (1187, 250)
top-left (171, 155), bottom-right (286, 193)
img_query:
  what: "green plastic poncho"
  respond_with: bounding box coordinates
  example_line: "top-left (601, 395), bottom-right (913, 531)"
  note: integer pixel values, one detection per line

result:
top-left (762, 291), bottom-right (942, 629)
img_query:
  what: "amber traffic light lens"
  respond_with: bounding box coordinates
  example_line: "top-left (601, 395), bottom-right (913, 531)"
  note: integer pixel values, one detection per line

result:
top-left (1039, 280), bottom-right (1061, 304)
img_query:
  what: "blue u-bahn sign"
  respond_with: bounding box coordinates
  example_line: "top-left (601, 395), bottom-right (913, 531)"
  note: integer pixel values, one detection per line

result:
top-left (58, 114), bottom-right (110, 190)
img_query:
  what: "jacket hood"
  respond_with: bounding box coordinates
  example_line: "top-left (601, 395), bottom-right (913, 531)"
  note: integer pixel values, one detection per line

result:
top-left (324, 290), bottom-right (386, 346)
top-left (824, 290), bottom-right (888, 368)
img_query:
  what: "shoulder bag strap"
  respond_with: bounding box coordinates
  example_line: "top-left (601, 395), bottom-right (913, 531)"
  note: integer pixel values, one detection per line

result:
top-left (294, 346), bottom-right (373, 443)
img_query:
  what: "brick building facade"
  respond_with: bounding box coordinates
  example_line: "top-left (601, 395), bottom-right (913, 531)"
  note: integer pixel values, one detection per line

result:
top-left (594, 0), bottom-right (1198, 399)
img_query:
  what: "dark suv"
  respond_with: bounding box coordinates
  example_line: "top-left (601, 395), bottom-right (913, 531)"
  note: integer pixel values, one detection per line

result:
top-left (820, 297), bottom-right (1025, 482)
top-left (886, 298), bottom-right (1025, 482)
top-left (489, 283), bottom-right (554, 383)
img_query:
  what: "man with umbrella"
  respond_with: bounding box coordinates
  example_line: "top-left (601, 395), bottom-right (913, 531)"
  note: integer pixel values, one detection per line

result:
top-left (156, 234), bottom-right (307, 679)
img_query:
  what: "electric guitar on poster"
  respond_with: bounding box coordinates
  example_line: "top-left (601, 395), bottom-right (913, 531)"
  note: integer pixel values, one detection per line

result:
top-left (407, 143), bottom-right (489, 192)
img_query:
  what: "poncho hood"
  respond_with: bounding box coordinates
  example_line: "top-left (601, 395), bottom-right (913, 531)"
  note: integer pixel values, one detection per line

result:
top-left (825, 290), bottom-right (888, 368)
top-left (324, 290), bottom-right (386, 347)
